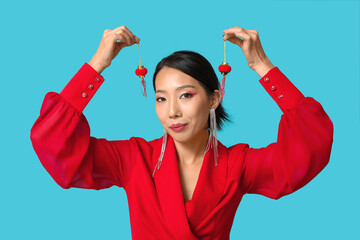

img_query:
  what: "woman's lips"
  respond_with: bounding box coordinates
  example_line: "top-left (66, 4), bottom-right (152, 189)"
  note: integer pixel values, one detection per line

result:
top-left (169, 123), bottom-right (188, 132)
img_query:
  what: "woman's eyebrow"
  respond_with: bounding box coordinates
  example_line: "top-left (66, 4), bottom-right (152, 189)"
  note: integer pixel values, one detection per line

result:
top-left (155, 85), bottom-right (196, 93)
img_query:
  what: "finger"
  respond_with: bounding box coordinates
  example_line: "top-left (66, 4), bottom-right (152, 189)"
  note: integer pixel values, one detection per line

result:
top-left (248, 29), bottom-right (259, 35)
top-left (224, 27), bottom-right (252, 42)
top-left (224, 27), bottom-right (249, 36)
top-left (112, 33), bottom-right (131, 47)
top-left (103, 29), bottom-right (111, 34)
top-left (223, 27), bottom-right (247, 40)
top-left (222, 33), bottom-right (242, 45)
top-left (113, 25), bottom-right (129, 32)
top-left (113, 25), bottom-right (138, 44)
top-left (223, 32), bottom-right (248, 48)
top-left (227, 36), bottom-right (244, 47)
top-left (111, 26), bottom-right (133, 44)
top-left (225, 30), bottom-right (251, 41)
top-left (119, 25), bottom-right (138, 44)
top-left (134, 36), bottom-right (140, 43)
top-left (233, 31), bottom-right (251, 41)
top-left (114, 29), bottom-right (132, 45)
top-left (123, 27), bottom-right (136, 44)
top-left (223, 26), bottom-right (248, 34)
top-left (223, 27), bottom-right (238, 33)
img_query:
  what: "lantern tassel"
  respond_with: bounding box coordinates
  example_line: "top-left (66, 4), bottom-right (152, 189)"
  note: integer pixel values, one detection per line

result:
top-left (220, 74), bottom-right (226, 102)
top-left (141, 77), bottom-right (147, 97)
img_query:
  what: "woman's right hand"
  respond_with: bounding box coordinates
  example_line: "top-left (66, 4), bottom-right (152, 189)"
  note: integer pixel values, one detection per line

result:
top-left (89, 25), bottom-right (140, 74)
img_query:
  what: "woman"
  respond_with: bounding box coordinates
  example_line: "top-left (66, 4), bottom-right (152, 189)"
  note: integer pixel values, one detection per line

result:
top-left (30, 25), bottom-right (334, 239)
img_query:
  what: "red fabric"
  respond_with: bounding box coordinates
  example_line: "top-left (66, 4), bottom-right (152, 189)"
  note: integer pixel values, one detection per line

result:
top-left (30, 63), bottom-right (333, 240)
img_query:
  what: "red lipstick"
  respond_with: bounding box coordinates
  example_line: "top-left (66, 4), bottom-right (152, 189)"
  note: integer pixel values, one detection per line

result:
top-left (169, 123), bottom-right (188, 132)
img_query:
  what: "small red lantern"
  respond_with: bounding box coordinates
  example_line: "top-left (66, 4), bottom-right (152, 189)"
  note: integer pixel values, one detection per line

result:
top-left (218, 39), bottom-right (232, 102)
top-left (135, 65), bottom-right (147, 97)
top-left (135, 41), bottom-right (147, 97)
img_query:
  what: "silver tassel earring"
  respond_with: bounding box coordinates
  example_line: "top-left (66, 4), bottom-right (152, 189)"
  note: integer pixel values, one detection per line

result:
top-left (152, 129), bottom-right (168, 178)
top-left (209, 108), bottom-right (218, 166)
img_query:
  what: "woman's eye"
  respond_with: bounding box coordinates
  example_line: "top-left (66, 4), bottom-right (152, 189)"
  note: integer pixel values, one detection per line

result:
top-left (180, 93), bottom-right (193, 99)
top-left (156, 97), bottom-right (166, 102)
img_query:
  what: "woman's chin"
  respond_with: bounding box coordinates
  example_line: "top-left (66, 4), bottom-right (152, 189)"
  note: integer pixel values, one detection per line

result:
top-left (168, 132), bottom-right (189, 143)
top-left (168, 128), bottom-right (208, 145)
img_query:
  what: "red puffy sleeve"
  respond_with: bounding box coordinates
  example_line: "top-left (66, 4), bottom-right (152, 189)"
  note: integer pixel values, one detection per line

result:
top-left (30, 63), bottom-right (138, 189)
top-left (239, 67), bottom-right (334, 199)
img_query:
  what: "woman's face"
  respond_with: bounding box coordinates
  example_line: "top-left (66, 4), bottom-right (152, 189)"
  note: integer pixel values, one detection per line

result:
top-left (155, 67), bottom-right (219, 144)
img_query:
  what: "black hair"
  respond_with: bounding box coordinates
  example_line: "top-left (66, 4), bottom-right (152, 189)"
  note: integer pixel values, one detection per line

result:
top-left (152, 50), bottom-right (231, 131)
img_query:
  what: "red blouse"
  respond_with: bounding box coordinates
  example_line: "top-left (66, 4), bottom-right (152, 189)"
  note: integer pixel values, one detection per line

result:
top-left (30, 63), bottom-right (333, 240)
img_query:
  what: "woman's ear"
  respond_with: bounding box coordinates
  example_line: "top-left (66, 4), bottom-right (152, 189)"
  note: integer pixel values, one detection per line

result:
top-left (210, 90), bottom-right (221, 109)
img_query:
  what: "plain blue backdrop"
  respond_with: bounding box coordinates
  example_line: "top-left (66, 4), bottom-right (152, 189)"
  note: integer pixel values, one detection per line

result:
top-left (1, 0), bottom-right (359, 239)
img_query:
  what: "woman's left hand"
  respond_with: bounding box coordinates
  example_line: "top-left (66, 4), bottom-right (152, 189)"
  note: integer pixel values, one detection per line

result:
top-left (223, 26), bottom-right (275, 77)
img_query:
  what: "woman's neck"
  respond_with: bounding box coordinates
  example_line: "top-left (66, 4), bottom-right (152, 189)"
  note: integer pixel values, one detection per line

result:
top-left (173, 129), bottom-right (210, 165)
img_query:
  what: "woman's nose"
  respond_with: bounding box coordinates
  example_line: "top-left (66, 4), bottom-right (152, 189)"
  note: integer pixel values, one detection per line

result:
top-left (169, 100), bottom-right (181, 118)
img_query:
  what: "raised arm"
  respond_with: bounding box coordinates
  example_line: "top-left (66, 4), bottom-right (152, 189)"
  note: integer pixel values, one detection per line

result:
top-left (238, 67), bottom-right (333, 199)
top-left (30, 26), bottom-right (142, 189)
top-left (31, 63), bottom-right (139, 189)
top-left (223, 26), bottom-right (333, 199)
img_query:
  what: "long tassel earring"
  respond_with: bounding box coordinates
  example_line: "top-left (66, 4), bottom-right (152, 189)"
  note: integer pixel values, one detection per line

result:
top-left (135, 41), bottom-right (148, 97)
top-left (218, 38), bottom-right (232, 103)
top-left (152, 129), bottom-right (168, 178)
top-left (209, 108), bottom-right (218, 166)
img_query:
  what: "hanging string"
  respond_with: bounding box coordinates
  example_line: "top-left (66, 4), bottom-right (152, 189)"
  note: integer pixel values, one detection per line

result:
top-left (138, 42), bottom-right (142, 66)
top-left (224, 40), bottom-right (226, 63)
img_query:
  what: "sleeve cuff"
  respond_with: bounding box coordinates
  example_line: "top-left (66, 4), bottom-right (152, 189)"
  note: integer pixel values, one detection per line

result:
top-left (60, 62), bottom-right (105, 112)
top-left (259, 67), bottom-right (305, 113)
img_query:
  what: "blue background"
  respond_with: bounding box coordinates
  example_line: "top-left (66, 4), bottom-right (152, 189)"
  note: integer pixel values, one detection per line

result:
top-left (1, 0), bottom-right (359, 239)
